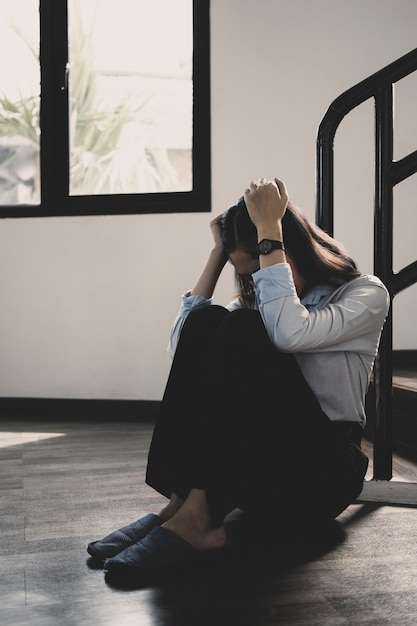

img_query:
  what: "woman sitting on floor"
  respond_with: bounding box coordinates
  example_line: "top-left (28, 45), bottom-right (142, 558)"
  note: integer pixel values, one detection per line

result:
top-left (88, 177), bottom-right (390, 577)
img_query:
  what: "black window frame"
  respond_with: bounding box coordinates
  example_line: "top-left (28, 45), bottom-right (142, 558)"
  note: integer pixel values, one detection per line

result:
top-left (0, 0), bottom-right (210, 219)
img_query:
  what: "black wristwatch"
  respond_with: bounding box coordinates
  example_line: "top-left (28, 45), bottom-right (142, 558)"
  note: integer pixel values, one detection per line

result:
top-left (256, 239), bottom-right (285, 255)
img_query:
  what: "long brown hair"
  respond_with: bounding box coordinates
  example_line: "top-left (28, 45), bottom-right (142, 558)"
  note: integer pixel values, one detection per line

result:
top-left (221, 197), bottom-right (360, 307)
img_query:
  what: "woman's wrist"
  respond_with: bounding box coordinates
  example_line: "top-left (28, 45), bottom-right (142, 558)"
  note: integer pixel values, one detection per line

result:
top-left (256, 221), bottom-right (283, 242)
top-left (211, 244), bottom-right (228, 266)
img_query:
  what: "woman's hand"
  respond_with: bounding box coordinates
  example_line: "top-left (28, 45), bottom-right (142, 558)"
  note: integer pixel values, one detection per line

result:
top-left (244, 177), bottom-right (288, 234)
top-left (210, 214), bottom-right (225, 251)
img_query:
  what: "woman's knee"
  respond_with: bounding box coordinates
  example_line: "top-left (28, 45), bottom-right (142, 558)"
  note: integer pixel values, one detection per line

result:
top-left (179, 306), bottom-right (229, 346)
top-left (215, 308), bottom-right (299, 370)
top-left (219, 308), bottom-right (263, 334)
top-left (215, 308), bottom-right (268, 347)
top-left (186, 305), bottom-right (229, 326)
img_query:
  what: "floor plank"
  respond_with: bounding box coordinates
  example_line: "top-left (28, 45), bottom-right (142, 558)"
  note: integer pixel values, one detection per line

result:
top-left (1, 417), bottom-right (417, 626)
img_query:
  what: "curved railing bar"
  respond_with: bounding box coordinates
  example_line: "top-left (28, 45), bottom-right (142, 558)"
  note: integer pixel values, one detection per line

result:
top-left (392, 149), bottom-right (417, 185)
top-left (317, 47), bottom-right (417, 234)
top-left (393, 261), bottom-right (417, 295)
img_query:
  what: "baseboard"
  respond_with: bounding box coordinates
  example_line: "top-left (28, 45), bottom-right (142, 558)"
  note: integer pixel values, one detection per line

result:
top-left (393, 349), bottom-right (417, 368)
top-left (0, 397), bottom-right (161, 422)
top-left (0, 351), bottom-right (414, 424)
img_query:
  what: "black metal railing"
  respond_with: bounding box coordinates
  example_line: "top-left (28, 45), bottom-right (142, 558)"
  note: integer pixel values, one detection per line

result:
top-left (316, 48), bottom-right (417, 480)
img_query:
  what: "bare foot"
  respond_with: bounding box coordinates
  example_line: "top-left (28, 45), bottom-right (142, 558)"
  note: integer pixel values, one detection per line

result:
top-left (158, 493), bottom-right (184, 523)
top-left (163, 514), bottom-right (227, 551)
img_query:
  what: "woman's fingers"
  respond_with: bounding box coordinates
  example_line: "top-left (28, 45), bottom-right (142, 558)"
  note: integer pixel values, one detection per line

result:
top-left (274, 177), bottom-right (288, 201)
top-left (243, 176), bottom-right (288, 226)
top-left (244, 177), bottom-right (288, 208)
top-left (246, 178), bottom-right (274, 194)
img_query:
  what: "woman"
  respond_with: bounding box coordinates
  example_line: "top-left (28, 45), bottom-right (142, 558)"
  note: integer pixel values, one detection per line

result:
top-left (88, 178), bottom-right (390, 576)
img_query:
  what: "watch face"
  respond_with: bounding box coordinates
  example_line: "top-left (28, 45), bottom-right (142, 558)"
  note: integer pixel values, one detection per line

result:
top-left (259, 240), bottom-right (272, 254)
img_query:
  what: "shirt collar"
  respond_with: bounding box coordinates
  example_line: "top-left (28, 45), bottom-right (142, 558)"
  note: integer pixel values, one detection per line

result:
top-left (301, 283), bottom-right (334, 308)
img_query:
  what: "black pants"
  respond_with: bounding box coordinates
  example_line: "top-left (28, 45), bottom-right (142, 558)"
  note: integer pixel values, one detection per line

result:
top-left (146, 307), bottom-right (368, 526)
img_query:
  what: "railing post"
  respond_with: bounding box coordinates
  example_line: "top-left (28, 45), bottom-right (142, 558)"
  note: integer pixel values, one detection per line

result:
top-left (372, 316), bottom-right (393, 479)
top-left (373, 84), bottom-right (394, 480)
top-left (316, 119), bottom-right (336, 235)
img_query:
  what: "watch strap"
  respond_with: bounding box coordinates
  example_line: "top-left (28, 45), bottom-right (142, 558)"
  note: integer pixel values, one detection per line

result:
top-left (256, 239), bottom-right (286, 255)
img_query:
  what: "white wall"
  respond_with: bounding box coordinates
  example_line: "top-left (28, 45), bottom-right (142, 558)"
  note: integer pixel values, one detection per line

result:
top-left (0, 0), bottom-right (416, 400)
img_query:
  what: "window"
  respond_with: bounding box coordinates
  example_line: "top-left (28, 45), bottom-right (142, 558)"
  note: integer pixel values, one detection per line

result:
top-left (0, 0), bottom-right (210, 217)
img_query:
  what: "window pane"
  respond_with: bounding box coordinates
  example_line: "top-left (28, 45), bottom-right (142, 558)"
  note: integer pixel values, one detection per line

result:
top-left (68, 0), bottom-right (193, 196)
top-left (0, 0), bottom-right (40, 206)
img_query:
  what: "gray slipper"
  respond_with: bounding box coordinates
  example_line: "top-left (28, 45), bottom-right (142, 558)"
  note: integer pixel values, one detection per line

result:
top-left (87, 513), bottom-right (162, 560)
top-left (104, 526), bottom-right (198, 575)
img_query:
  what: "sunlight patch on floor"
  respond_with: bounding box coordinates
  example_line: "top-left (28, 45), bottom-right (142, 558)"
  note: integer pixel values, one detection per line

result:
top-left (0, 432), bottom-right (66, 449)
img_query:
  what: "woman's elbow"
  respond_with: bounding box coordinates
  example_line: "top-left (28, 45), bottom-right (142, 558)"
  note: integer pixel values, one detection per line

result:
top-left (167, 341), bottom-right (176, 360)
top-left (268, 331), bottom-right (302, 353)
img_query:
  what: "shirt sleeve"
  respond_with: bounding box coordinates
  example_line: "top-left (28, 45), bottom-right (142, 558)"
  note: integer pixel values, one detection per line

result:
top-left (168, 291), bottom-right (212, 359)
top-left (253, 264), bottom-right (390, 353)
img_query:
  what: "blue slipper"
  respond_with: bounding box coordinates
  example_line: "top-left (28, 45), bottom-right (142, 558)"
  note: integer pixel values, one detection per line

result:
top-left (87, 513), bottom-right (162, 560)
top-left (104, 526), bottom-right (198, 575)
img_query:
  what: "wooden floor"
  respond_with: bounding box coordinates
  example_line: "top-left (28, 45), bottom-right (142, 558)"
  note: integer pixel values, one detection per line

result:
top-left (393, 367), bottom-right (417, 393)
top-left (1, 416), bottom-right (417, 626)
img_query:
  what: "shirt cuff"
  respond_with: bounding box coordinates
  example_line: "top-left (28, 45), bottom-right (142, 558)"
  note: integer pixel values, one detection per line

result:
top-left (253, 263), bottom-right (297, 304)
top-left (180, 291), bottom-right (212, 313)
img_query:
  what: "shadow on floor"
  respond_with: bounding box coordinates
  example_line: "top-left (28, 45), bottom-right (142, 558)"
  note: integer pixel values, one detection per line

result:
top-left (96, 512), bottom-right (351, 626)
top-left (101, 510), bottom-right (347, 591)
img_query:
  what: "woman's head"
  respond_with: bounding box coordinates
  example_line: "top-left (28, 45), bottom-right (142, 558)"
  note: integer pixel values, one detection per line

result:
top-left (220, 196), bottom-right (360, 306)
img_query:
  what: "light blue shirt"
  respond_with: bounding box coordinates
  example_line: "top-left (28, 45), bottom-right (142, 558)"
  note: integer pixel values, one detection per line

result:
top-left (169, 263), bottom-right (390, 426)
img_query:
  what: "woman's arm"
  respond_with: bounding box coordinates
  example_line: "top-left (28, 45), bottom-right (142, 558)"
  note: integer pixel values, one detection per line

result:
top-left (243, 177), bottom-right (389, 353)
top-left (168, 215), bottom-right (229, 359)
top-left (255, 268), bottom-right (390, 353)
top-left (244, 177), bottom-right (288, 269)
top-left (190, 215), bottom-right (228, 298)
